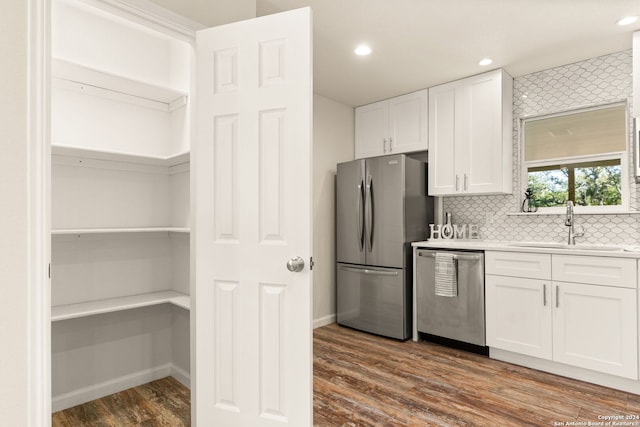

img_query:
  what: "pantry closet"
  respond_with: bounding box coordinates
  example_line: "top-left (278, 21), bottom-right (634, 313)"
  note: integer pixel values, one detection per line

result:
top-left (50, 0), bottom-right (194, 412)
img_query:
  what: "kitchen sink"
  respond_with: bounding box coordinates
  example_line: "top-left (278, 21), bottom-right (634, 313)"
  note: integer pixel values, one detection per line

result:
top-left (509, 242), bottom-right (624, 251)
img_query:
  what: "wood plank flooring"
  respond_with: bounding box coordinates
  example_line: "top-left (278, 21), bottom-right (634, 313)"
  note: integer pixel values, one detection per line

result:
top-left (53, 323), bottom-right (640, 426)
top-left (52, 377), bottom-right (190, 427)
top-left (314, 323), bottom-right (640, 426)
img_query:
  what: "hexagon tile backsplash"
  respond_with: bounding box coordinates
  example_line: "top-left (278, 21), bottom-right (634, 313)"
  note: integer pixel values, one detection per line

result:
top-left (441, 49), bottom-right (640, 245)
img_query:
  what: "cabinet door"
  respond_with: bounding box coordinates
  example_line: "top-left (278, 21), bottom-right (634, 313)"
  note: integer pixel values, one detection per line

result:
top-left (553, 282), bottom-right (638, 379)
top-left (388, 90), bottom-right (428, 154)
top-left (428, 82), bottom-right (459, 195)
top-left (463, 70), bottom-right (512, 194)
top-left (485, 275), bottom-right (552, 359)
top-left (355, 100), bottom-right (388, 159)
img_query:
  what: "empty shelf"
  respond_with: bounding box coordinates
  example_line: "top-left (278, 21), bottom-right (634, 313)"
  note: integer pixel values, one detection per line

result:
top-left (52, 58), bottom-right (188, 110)
top-left (52, 227), bottom-right (190, 235)
top-left (51, 144), bottom-right (190, 167)
top-left (52, 290), bottom-right (190, 321)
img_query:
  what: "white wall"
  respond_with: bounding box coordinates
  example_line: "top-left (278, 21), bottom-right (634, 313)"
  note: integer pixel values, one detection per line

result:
top-left (0, 1), bottom-right (30, 425)
top-left (313, 94), bottom-right (354, 328)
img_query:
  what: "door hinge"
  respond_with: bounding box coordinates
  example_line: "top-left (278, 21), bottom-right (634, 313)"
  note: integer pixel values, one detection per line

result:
top-left (310, 257), bottom-right (315, 271)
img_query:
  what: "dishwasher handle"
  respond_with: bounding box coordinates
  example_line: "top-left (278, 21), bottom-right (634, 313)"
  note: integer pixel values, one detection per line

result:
top-left (417, 250), bottom-right (482, 262)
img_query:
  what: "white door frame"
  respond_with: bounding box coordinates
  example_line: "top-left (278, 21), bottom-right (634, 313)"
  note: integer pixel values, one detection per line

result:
top-left (28, 0), bottom-right (51, 425)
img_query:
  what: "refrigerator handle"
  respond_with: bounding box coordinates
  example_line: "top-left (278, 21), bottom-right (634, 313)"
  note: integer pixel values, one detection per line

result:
top-left (340, 266), bottom-right (398, 276)
top-left (356, 181), bottom-right (364, 252)
top-left (365, 175), bottom-right (374, 251)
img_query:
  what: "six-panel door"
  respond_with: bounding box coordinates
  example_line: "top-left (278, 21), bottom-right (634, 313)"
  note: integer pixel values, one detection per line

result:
top-left (195, 8), bottom-right (313, 427)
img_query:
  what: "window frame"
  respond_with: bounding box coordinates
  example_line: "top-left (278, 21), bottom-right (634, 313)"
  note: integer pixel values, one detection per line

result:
top-left (520, 102), bottom-right (630, 214)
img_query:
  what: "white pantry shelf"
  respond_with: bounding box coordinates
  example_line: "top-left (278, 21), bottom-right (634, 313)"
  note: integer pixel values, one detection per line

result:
top-left (52, 57), bottom-right (188, 111)
top-left (51, 144), bottom-right (190, 168)
top-left (52, 227), bottom-right (190, 235)
top-left (51, 290), bottom-right (190, 322)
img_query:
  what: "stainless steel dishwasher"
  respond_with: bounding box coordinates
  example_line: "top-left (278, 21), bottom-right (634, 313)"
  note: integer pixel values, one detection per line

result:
top-left (415, 249), bottom-right (485, 346)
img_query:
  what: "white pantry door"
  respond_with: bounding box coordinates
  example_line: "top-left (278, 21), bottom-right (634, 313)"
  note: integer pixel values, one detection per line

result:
top-left (194, 7), bottom-right (313, 427)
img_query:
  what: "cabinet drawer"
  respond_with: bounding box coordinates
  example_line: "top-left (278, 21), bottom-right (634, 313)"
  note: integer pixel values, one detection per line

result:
top-left (485, 251), bottom-right (551, 280)
top-left (552, 255), bottom-right (637, 288)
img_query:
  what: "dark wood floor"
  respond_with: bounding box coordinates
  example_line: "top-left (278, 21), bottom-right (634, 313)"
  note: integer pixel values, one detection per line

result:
top-left (314, 323), bottom-right (640, 426)
top-left (54, 323), bottom-right (640, 426)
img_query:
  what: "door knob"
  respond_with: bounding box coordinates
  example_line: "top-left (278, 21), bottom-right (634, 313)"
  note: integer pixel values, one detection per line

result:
top-left (286, 256), bottom-right (305, 272)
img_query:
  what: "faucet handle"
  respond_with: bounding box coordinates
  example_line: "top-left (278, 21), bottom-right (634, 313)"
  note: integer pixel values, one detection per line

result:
top-left (574, 225), bottom-right (585, 238)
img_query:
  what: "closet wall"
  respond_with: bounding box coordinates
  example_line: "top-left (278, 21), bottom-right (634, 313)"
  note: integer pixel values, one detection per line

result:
top-left (50, 0), bottom-right (192, 411)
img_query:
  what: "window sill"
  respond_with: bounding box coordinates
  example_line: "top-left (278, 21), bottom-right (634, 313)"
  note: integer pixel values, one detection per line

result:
top-left (507, 210), bottom-right (640, 216)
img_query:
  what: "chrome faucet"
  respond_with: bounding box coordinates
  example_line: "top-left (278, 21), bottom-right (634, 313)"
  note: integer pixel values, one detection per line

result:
top-left (565, 201), bottom-right (584, 245)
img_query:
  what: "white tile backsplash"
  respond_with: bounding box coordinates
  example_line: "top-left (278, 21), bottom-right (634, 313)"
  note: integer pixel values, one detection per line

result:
top-left (442, 50), bottom-right (640, 245)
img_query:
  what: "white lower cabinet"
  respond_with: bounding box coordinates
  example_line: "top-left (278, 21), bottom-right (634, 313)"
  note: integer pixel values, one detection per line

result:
top-left (553, 281), bottom-right (637, 379)
top-left (485, 275), bottom-right (552, 359)
top-left (486, 251), bottom-right (638, 380)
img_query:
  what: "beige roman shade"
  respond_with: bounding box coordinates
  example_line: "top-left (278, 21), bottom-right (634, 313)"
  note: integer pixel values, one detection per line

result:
top-left (524, 105), bottom-right (626, 162)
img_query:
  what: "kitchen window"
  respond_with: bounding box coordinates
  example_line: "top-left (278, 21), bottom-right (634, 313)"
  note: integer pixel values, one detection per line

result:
top-left (522, 103), bottom-right (628, 212)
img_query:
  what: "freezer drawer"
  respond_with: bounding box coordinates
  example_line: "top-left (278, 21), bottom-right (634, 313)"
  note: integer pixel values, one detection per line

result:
top-left (337, 263), bottom-right (409, 340)
top-left (416, 249), bottom-right (485, 346)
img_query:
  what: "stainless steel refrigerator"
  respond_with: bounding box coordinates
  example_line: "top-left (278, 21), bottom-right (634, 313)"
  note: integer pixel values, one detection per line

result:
top-left (336, 154), bottom-right (434, 340)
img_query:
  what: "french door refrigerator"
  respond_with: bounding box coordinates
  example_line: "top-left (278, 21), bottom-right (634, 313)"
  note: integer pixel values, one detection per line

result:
top-left (336, 154), bottom-right (434, 340)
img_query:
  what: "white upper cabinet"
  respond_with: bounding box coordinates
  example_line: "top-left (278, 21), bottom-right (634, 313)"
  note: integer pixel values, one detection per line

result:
top-left (428, 69), bottom-right (513, 196)
top-left (355, 89), bottom-right (428, 159)
top-left (355, 100), bottom-right (389, 158)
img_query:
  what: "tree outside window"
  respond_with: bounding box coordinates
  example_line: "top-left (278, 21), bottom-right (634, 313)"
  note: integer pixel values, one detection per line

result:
top-left (528, 159), bottom-right (622, 208)
top-left (523, 103), bottom-right (627, 211)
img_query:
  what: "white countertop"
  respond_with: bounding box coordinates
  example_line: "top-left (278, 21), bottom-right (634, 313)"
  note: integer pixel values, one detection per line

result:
top-left (412, 240), bottom-right (640, 258)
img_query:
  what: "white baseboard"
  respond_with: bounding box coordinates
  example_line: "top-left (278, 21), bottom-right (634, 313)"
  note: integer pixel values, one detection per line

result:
top-left (490, 348), bottom-right (640, 395)
top-left (171, 364), bottom-right (191, 389)
top-left (52, 363), bottom-right (190, 412)
top-left (313, 314), bottom-right (336, 329)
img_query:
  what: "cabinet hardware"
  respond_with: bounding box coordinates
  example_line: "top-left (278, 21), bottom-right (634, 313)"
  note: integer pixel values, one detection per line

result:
top-left (464, 173), bottom-right (468, 191)
top-left (389, 137), bottom-right (393, 152)
top-left (456, 175), bottom-right (460, 192)
top-left (383, 138), bottom-right (387, 153)
top-left (556, 285), bottom-right (559, 308)
top-left (543, 284), bottom-right (546, 306)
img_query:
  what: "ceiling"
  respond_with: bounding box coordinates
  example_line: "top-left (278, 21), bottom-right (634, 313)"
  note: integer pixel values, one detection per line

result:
top-left (255, 0), bottom-right (640, 107)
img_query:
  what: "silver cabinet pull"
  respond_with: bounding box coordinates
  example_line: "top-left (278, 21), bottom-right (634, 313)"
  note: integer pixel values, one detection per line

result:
top-left (556, 285), bottom-right (559, 308)
top-left (543, 284), bottom-right (547, 306)
top-left (456, 175), bottom-right (460, 192)
top-left (464, 173), bottom-right (468, 191)
top-left (389, 137), bottom-right (393, 152)
top-left (383, 138), bottom-right (387, 153)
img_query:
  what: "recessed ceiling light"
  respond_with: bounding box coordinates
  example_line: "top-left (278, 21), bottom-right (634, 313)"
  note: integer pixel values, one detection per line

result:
top-left (617, 16), bottom-right (638, 26)
top-left (355, 45), bottom-right (372, 56)
top-left (478, 58), bottom-right (493, 66)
